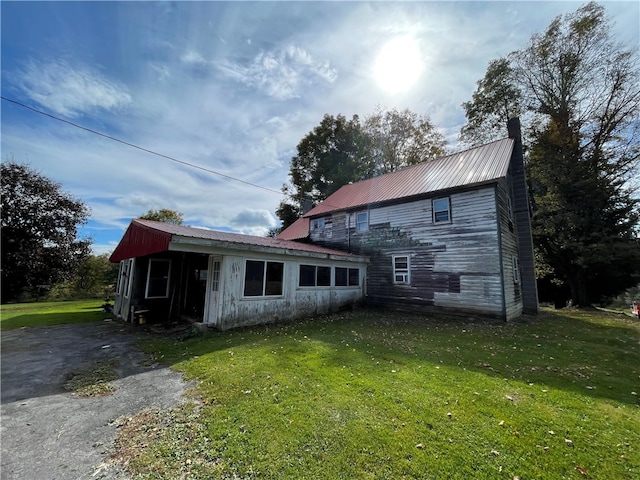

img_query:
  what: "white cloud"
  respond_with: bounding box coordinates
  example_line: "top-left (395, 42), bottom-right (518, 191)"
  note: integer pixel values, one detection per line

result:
top-left (219, 44), bottom-right (337, 99)
top-left (180, 50), bottom-right (207, 65)
top-left (230, 209), bottom-right (277, 236)
top-left (15, 58), bottom-right (131, 117)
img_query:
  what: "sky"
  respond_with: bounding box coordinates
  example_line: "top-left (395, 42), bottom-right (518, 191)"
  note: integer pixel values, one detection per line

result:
top-left (2, 1), bottom-right (639, 255)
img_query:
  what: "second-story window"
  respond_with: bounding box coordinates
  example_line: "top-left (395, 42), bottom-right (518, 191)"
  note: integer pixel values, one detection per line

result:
top-left (432, 197), bottom-right (451, 223)
top-left (312, 218), bottom-right (325, 230)
top-left (356, 211), bottom-right (369, 232)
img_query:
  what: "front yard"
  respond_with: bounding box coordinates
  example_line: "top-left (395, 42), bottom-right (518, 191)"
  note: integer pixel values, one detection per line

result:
top-left (114, 308), bottom-right (640, 479)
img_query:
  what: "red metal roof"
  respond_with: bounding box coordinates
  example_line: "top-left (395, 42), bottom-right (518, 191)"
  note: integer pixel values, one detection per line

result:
top-left (110, 220), bottom-right (172, 262)
top-left (303, 137), bottom-right (514, 218)
top-left (110, 219), bottom-right (363, 262)
top-left (277, 217), bottom-right (310, 241)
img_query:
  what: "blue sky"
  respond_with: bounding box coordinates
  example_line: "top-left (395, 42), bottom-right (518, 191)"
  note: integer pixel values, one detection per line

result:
top-left (2, 1), bottom-right (638, 255)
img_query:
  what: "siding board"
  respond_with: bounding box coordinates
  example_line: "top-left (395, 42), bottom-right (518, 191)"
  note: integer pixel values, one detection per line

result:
top-left (311, 186), bottom-right (511, 319)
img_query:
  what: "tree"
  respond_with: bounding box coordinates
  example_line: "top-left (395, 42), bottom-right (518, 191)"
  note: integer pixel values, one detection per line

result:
top-left (364, 107), bottom-right (447, 175)
top-left (73, 254), bottom-right (119, 297)
top-left (139, 208), bottom-right (184, 225)
top-left (460, 2), bottom-right (640, 306)
top-left (460, 58), bottom-right (522, 147)
top-left (1, 162), bottom-right (91, 302)
top-left (275, 114), bottom-right (370, 231)
top-left (276, 110), bottom-right (447, 232)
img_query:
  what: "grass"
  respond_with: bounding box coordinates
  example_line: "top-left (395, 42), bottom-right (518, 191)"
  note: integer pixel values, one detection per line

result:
top-left (0, 299), bottom-right (107, 330)
top-left (112, 308), bottom-right (640, 480)
top-left (64, 360), bottom-right (119, 397)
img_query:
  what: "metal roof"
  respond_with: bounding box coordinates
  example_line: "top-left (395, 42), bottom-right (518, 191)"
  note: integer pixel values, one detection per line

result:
top-left (110, 219), bottom-right (363, 262)
top-left (276, 217), bottom-right (310, 241)
top-left (302, 137), bottom-right (514, 218)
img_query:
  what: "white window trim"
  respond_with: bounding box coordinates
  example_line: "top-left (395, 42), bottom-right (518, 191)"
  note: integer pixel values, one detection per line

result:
top-left (507, 195), bottom-right (514, 221)
top-left (432, 197), bottom-right (451, 224)
top-left (145, 258), bottom-right (171, 299)
top-left (393, 255), bottom-right (411, 284)
top-left (356, 211), bottom-right (369, 232)
top-left (512, 257), bottom-right (520, 284)
top-left (242, 259), bottom-right (285, 298)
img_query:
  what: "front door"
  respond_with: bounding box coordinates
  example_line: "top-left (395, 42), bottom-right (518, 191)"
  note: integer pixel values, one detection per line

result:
top-left (204, 256), bottom-right (222, 325)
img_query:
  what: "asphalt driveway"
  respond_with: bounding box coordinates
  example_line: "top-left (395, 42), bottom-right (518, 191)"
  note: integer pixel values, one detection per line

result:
top-left (1, 319), bottom-right (194, 480)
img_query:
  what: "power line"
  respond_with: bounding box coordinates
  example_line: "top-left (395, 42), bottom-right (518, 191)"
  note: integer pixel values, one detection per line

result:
top-left (1, 96), bottom-right (284, 196)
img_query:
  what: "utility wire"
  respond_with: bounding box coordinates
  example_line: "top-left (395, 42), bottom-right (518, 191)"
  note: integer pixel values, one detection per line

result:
top-left (1, 96), bottom-right (284, 196)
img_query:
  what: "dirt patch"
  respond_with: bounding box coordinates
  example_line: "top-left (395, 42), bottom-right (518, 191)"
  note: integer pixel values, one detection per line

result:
top-left (1, 320), bottom-right (195, 480)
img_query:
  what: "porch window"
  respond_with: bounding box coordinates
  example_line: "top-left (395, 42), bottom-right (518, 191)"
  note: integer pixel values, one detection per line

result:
top-left (393, 255), bottom-right (410, 284)
top-left (299, 265), bottom-right (331, 287)
top-left (356, 211), bottom-right (369, 232)
top-left (244, 260), bottom-right (284, 297)
top-left (335, 267), bottom-right (359, 287)
top-left (433, 197), bottom-right (451, 223)
top-left (145, 259), bottom-right (171, 298)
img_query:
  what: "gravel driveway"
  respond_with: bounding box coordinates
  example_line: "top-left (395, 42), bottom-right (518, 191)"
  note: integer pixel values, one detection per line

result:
top-left (1, 319), bottom-right (194, 480)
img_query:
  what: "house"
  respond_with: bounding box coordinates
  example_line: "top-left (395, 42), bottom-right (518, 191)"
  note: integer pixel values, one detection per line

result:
top-left (278, 118), bottom-right (538, 321)
top-left (109, 220), bottom-right (368, 330)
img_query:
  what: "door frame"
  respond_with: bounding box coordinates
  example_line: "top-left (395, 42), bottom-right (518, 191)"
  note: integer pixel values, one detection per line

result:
top-left (204, 255), bottom-right (223, 325)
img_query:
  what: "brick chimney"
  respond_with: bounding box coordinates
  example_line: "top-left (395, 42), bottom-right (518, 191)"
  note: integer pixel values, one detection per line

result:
top-left (507, 117), bottom-right (539, 315)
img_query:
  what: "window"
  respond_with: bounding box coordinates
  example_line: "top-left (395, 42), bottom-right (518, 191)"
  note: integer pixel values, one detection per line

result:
top-left (507, 195), bottom-right (514, 221)
top-left (312, 218), bottom-right (325, 230)
top-left (299, 265), bottom-right (331, 287)
top-left (512, 257), bottom-right (520, 284)
top-left (393, 255), bottom-right (410, 284)
top-left (433, 197), bottom-right (451, 223)
top-left (318, 266), bottom-right (331, 286)
top-left (145, 259), bottom-right (171, 298)
top-left (335, 267), bottom-right (359, 287)
top-left (356, 211), bottom-right (369, 232)
top-left (244, 260), bottom-right (284, 297)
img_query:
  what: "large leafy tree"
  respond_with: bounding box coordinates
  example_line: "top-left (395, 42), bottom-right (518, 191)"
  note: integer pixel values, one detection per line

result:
top-left (460, 2), bottom-right (640, 305)
top-left (276, 110), bottom-right (446, 232)
top-left (139, 208), bottom-right (184, 225)
top-left (1, 162), bottom-right (92, 302)
top-left (276, 114), bottom-right (370, 231)
top-left (364, 107), bottom-right (447, 175)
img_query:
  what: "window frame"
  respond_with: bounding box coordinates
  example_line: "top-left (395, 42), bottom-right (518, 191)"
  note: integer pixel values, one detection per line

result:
top-left (392, 255), bottom-right (411, 284)
top-left (512, 257), bottom-right (520, 284)
top-left (432, 197), bottom-right (451, 224)
top-left (311, 218), bottom-right (325, 230)
top-left (356, 211), bottom-right (369, 232)
top-left (243, 259), bottom-right (285, 297)
top-left (335, 267), bottom-right (360, 287)
top-left (145, 258), bottom-right (171, 299)
top-left (299, 264), bottom-right (331, 288)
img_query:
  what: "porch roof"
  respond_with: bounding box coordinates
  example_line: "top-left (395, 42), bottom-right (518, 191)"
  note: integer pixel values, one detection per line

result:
top-left (110, 219), bottom-right (366, 263)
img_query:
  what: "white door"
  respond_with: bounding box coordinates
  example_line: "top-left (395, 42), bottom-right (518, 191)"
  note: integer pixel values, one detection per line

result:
top-left (204, 256), bottom-right (222, 325)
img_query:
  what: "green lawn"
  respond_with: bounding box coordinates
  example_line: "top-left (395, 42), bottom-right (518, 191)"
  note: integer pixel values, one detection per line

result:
top-left (0, 299), bottom-right (107, 329)
top-left (113, 308), bottom-right (640, 479)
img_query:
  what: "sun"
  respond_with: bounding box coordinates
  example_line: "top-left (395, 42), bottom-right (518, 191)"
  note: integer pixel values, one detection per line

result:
top-left (374, 36), bottom-right (424, 94)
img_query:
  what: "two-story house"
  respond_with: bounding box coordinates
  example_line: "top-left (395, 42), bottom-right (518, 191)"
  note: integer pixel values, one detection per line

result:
top-left (278, 118), bottom-right (538, 321)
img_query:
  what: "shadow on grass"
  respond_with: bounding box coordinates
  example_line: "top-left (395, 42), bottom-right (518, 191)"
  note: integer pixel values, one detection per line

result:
top-left (141, 307), bottom-right (640, 407)
top-left (0, 310), bottom-right (107, 330)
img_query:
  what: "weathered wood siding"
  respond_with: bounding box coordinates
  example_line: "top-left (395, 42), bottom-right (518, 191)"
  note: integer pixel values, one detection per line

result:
top-left (311, 186), bottom-right (509, 319)
top-left (215, 253), bottom-right (366, 330)
top-left (496, 177), bottom-right (523, 320)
